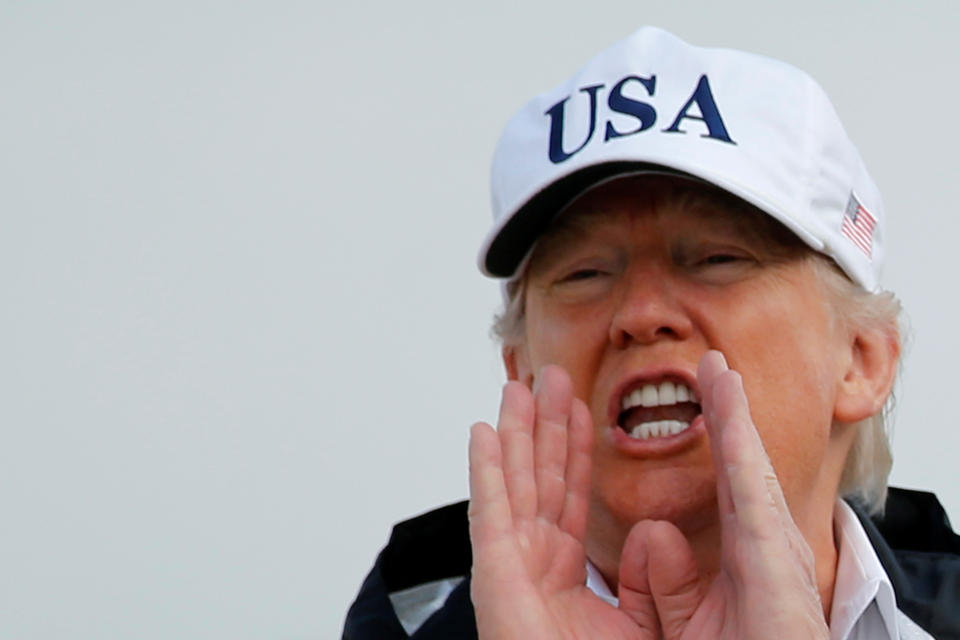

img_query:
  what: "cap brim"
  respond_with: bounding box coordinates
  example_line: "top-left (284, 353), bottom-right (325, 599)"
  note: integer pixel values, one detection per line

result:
top-left (481, 162), bottom-right (698, 278)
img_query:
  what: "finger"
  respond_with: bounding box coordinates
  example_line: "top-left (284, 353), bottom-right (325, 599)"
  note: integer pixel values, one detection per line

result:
top-left (468, 421), bottom-right (514, 547)
top-left (646, 521), bottom-right (702, 640)
top-left (533, 365), bottom-right (572, 522)
top-left (710, 370), bottom-right (789, 537)
top-left (557, 397), bottom-right (593, 541)
top-left (697, 350), bottom-right (734, 519)
top-left (498, 381), bottom-right (538, 520)
top-left (618, 520), bottom-right (661, 639)
top-left (696, 349), bottom-right (728, 401)
top-left (707, 372), bottom-right (827, 632)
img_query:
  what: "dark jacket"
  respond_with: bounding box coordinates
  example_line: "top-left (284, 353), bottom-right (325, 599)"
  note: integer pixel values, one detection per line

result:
top-left (343, 488), bottom-right (960, 639)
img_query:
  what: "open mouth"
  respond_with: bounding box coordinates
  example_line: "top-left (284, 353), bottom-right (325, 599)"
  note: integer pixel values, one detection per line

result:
top-left (617, 380), bottom-right (702, 440)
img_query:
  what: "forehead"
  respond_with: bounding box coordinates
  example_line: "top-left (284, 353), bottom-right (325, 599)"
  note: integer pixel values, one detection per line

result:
top-left (531, 175), bottom-right (805, 258)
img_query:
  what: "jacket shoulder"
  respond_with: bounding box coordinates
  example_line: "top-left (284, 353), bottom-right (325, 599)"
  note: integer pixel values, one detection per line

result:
top-left (381, 500), bottom-right (473, 592)
top-left (852, 487), bottom-right (960, 639)
top-left (342, 501), bottom-right (477, 640)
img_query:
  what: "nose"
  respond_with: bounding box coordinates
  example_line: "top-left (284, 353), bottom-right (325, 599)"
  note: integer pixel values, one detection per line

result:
top-left (608, 266), bottom-right (694, 349)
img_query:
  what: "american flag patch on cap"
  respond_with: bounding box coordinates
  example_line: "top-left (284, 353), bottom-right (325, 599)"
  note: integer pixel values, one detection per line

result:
top-left (841, 192), bottom-right (877, 257)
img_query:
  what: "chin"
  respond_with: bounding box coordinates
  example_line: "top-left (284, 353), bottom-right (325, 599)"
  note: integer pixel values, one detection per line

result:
top-left (590, 465), bottom-right (719, 537)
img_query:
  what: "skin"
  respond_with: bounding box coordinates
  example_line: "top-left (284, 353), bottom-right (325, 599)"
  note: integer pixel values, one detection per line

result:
top-left (468, 177), bottom-right (899, 639)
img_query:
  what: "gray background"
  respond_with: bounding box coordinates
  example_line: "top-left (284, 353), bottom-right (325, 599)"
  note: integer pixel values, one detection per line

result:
top-left (2, 1), bottom-right (957, 638)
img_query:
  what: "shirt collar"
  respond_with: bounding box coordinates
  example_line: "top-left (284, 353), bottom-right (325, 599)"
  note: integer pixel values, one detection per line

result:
top-left (585, 559), bottom-right (618, 606)
top-left (831, 499), bottom-right (899, 640)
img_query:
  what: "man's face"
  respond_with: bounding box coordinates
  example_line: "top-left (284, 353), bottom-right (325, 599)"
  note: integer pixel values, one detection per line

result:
top-left (509, 176), bottom-right (856, 566)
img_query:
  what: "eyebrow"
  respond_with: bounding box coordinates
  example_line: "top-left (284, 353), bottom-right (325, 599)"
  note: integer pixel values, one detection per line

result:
top-left (527, 208), bottom-right (624, 272)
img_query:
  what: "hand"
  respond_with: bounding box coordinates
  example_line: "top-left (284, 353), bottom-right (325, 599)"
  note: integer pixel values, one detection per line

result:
top-left (468, 365), bottom-right (644, 639)
top-left (617, 351), bottom-right (830, 639)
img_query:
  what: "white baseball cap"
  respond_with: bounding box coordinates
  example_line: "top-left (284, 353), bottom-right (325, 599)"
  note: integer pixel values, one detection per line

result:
top-left (478, 26), bottom-right (884, 291)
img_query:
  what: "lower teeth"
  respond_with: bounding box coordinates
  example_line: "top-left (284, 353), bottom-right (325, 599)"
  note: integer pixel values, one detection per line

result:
top-left (629, 420), bottom-right (690, 440)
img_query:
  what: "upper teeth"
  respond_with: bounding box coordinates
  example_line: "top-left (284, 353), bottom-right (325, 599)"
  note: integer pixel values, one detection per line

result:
top-left (621, 381), bottom-right (696, 411)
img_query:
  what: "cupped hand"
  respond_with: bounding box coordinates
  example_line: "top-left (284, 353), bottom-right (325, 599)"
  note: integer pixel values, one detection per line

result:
top-left (468, 365), bottom-right (646, 639)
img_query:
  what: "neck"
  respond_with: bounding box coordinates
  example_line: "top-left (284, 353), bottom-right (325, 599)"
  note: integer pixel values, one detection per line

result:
top-left (802, 499), bottom-right (841, 619)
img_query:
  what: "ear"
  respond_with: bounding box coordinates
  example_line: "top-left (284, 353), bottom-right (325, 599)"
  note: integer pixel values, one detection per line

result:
top-left (834, 325), bottom-right (900, 424)
top-left (502, 345), bottom-right (535, 388)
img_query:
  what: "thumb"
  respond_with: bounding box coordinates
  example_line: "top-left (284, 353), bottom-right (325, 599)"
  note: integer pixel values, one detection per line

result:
top-left (617, 520), bottom-right (661, 636)
top-left (641, 521), bottom-right (703, 639)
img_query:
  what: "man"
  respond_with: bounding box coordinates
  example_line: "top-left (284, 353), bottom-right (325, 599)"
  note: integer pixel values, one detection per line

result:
top-left (343, 27), bottom-right (960, 639)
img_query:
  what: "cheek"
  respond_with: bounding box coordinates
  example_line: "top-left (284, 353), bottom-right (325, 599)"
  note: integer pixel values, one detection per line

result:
top-left (524, 302), bottom-right (613, 391)
top-left (721, 275), bottom-right (842, 410)
top-left (733, 305), bottom-right (842, 498)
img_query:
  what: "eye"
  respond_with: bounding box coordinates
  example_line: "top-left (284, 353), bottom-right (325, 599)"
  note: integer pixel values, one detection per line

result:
top-left (560, 268), bottom-right (606, 282)
top-left (700, 253), bottom-right (742, 265)
top-left (674, 243), bottom-right (759, 282)
top-left (537, 251), bottom-right (623, 295)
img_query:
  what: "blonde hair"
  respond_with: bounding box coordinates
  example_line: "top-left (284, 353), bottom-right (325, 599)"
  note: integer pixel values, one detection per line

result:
top-left (809, 258), bottom-right (903, 515)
